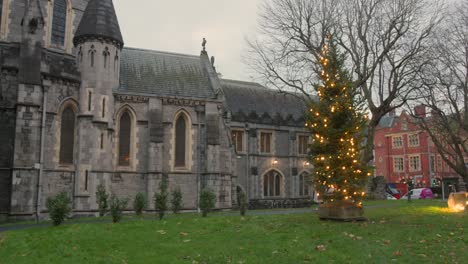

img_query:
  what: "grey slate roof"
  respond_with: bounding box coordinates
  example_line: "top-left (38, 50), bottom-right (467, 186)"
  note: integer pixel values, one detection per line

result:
top-left (220, 79), bottom-right (307, 123)
top-left (73, 0), bottom-right (123, 46)
top-left (378, 115), bottom-right (397, 128)
top-left (118, 47), bottom-right (216, 99)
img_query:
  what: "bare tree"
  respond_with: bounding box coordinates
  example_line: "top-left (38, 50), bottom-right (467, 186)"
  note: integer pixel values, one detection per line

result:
top-left (246, 0), bottom-right (442, 162)
top-left (411, 1), bottom-right (468, 188)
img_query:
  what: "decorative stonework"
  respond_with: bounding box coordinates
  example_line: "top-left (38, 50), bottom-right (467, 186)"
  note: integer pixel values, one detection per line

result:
top-left (116, 95), bottom-right (149, 103)
top-left (162, 98), bottom-right (206, 107)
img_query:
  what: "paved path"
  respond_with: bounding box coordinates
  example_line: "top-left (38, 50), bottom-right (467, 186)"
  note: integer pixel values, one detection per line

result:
top-left (0, 204), bottom-right (398, 233)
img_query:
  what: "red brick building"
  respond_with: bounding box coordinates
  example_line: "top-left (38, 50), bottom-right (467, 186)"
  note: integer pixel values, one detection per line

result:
top-left (374, 106), bottom-right (461, 188)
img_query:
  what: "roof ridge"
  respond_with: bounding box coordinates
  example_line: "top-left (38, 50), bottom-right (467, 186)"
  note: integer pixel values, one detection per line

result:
top-left (123, 47), bottom-right (200, 59)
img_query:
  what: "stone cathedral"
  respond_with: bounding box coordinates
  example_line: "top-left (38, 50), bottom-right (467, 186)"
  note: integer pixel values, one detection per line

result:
top-left (0, 0), bottom-right (313, 221)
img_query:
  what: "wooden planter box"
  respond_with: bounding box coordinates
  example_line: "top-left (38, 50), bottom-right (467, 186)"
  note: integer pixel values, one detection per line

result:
top-left (318, 201), bottom-right (366, 221)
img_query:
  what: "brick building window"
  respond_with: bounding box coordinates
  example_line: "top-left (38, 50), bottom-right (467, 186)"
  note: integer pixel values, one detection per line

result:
top-left (299, 172), bottom-right (310, 196)
top-left (59, 106), bottom-right (75, 164)
top-left (392, 136), bottom-right (403, 148)
top-left (409, 134), bottom-right (419, 147)
top-left (409, 155), bottom-right (421, 171)
top-left (175, 114), bottom-right (187, 167)
top-left (263, 170), bottom-right (282, 197)
top-left (51, 0), bottom-right (67, 46)
top-left (393, 157), bottom-right (404, 172)
top-left (298, 135), bottom-right (309, 155)
top-left (118, 112), bottom-right (131, 166)
top-left (231, 130), bottom-right (244, 152)
top-left (437, 156), bottom-right (442, 172)
top-left (260, 132), bottom-right (272, 153)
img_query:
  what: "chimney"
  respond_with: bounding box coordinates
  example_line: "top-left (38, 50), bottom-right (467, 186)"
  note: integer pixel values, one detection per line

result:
top-left (414, 105), bottom-right (426, 118)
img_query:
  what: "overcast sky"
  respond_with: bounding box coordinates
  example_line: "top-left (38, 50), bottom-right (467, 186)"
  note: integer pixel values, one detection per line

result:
top-left (113, 0), bottom-right (261, 81)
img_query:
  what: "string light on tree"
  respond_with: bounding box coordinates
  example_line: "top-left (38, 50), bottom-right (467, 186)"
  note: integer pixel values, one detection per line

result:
top-left (306, 36), bottom-right (370, 206)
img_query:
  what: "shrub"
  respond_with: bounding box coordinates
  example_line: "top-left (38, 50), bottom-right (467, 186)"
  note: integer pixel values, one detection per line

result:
top-left (96, 184), bottom-right (109, 217)
top-left (199, 188), bottom-right (216, 217)
top-left (46, 192), bottom-right (71, 226)
top-left (238, 190), bottom-right (248, 216)
top-left (134, 192), bottom-right (147, 216)
top-left (171, 187), bottom-right (183, 214)
top-left (110, 196), bottom-right (128, 223)
top-left (155, 177), bottom-right (169, 220)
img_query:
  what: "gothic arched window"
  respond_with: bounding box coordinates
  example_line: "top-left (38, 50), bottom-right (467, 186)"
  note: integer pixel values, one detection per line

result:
top-left (114, 51), bottom-right (119, 72)
top-left (118, 112), bottom-right (131, 166)
top-left (175, 114), bottom-right (187, 167)
top-left (89, 45), bottom-right (96, 67)
top-left (299, 172), bottom-right (310, 196)
top-left (59, 106), bottom-right (75, 164)
top-left (51, 0), bottom-right (67, 46)
top-left (263, 170), bottom-right (282, 197)
top-left (103, 47), bottom-right (110, 68)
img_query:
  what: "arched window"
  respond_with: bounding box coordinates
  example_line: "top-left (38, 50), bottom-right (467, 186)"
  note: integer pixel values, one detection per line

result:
top-left (103, 47), bottom-right (110, 68)
top-left (175, 114), bottom-right (187, 167)
top-left (114, 51), bottom-right (119, 72)
top-left (89, 45), bottom-right (96, 67)
top-left (299, 172), bottom-right (310, 196)
top-left (263, 170), bottom-right (282, 197)
top-left (59, 106), bottom-right (75, 164)
top-left (51, 0), bottom-right (67, 46)
top-left (118, 111), bottom-right (131, 166)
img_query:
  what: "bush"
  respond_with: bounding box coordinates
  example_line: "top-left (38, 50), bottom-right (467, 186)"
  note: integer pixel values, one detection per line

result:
top-left (199, 188), bottom-right (216, 217)
top-left (133, 192), bottom-right (147, 216)
top-left (171, 187), bottom-right (183, 214)
top-left (110, 196), bottom-right (128, 223)
top-left (238, 190), bottom-right (248, 216)
top-left (155, 177), bottom-right (169, 220)
top-left (46, 192), bottom-right (71, 226)
top-left (96, 184), bottom-right (109, 217)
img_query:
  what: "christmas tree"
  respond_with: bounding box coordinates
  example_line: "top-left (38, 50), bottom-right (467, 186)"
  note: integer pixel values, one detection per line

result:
top-left (306, 38), bottom-right (370, 206)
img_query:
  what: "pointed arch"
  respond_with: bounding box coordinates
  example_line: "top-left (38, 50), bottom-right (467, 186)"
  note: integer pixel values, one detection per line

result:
top-left (89, 45), bottom-right (96, 67)
top-left (173, 110), bottom-right (192, 170)
top-left (116, 105), bottom-right (137, 167)
top-left (103, 46), bottom-right (110, 68)
top-left (58, 99), bottom-right (78, 164)
top-left (262, 169), bottom-right (284, 197)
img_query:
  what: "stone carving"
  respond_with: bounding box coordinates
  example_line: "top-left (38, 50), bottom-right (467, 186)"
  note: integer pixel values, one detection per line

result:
top-left (162, 98), bottom-right (206, 107)
top-left (202, 38), bottom-right (207, 51)
top-left (116, 95), bottom-right (149, 103)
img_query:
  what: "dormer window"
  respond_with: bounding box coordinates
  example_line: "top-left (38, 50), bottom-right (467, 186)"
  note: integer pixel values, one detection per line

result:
top-left (51, 0), bottom-right (67, 46)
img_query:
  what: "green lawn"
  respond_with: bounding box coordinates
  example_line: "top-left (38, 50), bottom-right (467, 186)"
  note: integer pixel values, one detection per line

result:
top-left (0, 200), bottom-right (466, 264)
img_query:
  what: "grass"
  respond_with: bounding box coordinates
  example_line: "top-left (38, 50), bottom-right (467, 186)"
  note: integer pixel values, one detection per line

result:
top-left (0, 200), bottom-right (466, 264)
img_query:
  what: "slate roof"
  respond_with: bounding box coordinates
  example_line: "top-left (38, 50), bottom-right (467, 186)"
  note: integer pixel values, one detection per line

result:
top-left (220, 79), bottom-right (307, 124)
top-left (74, 0), bottom-right (123, 46)
top-left (378, 115), bottom-right (397, 128)
top-left (117, 47), bottom-right (216, 99)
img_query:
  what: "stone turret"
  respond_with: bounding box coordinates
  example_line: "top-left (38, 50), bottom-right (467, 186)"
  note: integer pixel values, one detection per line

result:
top-left (73, 0), bottom-right (123, 119)
top-left (72, 0), bottom-right (124, 208)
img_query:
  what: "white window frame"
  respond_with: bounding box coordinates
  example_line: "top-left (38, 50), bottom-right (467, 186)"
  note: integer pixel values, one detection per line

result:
top-left (408, 134), bottom-right (419, 147)
top-left (392, 136), bottom-right (403, 148)
top-left (46, 0), bottom-right (74, 53)
top-left (393, 156), bottom-right (404, 172)
top-left (409, 155), bottom-right (421, 172)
